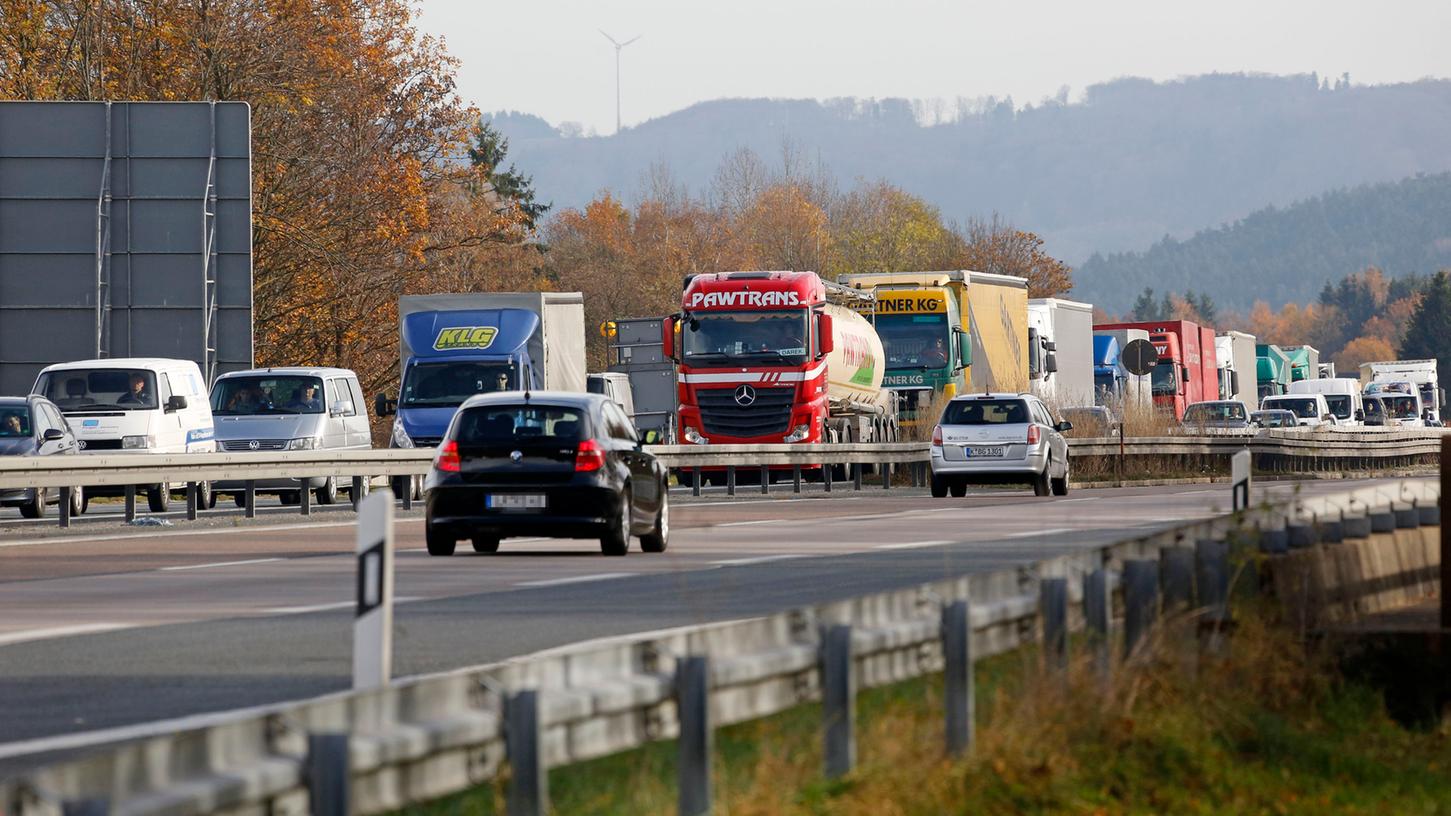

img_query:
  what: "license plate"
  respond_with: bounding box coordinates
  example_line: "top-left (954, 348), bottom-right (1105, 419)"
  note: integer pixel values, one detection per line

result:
top-left (486, 494), bottom-right (546, 509)
top-left (965, 446), bottom-right (1004, 458)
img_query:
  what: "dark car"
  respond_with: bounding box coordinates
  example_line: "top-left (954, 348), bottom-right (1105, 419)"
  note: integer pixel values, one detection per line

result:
top-left (0, 395), bottom-right (84, 518)
top-left (424, 392), bottom-right (669, 556)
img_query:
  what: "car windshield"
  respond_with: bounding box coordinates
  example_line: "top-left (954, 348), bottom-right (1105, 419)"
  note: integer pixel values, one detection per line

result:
top-left (1185, 402), bottom-right (1246, 422)
top-left (1383, 395), bottom-right (1419, 418)
top-left (401, 362), bottom-right (518, 408)
top-left (1323, 394), bottom-right (1352, 419)
top-left (35, 368), bottom-right (158, 411)
top-left (454, 405), bottom-right (586, 445)
top-left (1150, 361), bottom-right (1178, 396)
top-left (212, 376), bottom-right (325, 415)
top-left (0, 406), bottom-right (32, 437)
top-left (681, 310), bottom-right (809, 366)
top-left (874, 314), bottom-right (950, 369)
top-left (1265, 398), bottom-right (1320, 418)
top-left (942, 398), bottom-right (1030, 425)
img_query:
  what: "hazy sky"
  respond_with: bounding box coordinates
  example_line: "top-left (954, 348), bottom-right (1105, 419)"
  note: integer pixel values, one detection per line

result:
top-left (417, 0), bottom-right (1451, 134)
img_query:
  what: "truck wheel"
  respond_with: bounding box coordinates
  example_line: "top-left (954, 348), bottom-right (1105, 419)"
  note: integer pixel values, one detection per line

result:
top-left (20, 488), bottom-right (46, 519)
top-left (600, 489), bottom-right (631, 556)
top-left (640, 488), bottom-right (669, 553)
top-left (949, 480), bottom-right (967, 498)
top-left (471, 535), bottom-right (500, 553)
top-left (930, 475), bottom-right (948, 498)
top-left (1033, 463), bottom-right (1052, 497)
top-left (426, 525), bottom-right (457, 556)
top-left (147, 484), bottom-right (171, 513)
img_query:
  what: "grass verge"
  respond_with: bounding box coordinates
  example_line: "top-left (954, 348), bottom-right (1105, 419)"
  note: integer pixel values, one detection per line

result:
top-left (402, 615), bottom-right (1451, 815)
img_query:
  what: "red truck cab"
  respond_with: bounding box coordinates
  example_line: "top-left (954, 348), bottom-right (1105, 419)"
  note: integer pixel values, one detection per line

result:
top-left (1094, 320), bottom-right (1217, 420)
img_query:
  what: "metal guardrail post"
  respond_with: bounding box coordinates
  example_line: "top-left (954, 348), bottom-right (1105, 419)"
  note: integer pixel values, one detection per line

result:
top-left (760, 465), bottom-right (769, 495)
top-left (823, 463), bottom-right (833, 493)
top-left (881, 461), bottom-right (890, 490)
top-left (852, 463), bottom-right (863, 491)
top-left (507, 690), bottom-right (547, 816)
top-left (402, 480), bottom-right (413, 511)
top-left (59, 486), bottom-right (73, 529)
top-left (726, 466), bottom-right (736, 497)
top-left (123, 485), bottom-right (136, 521)
top-left (61, 799), bottom-right (109, 816)
top-left (942, 599), bottom-right (973, 757)
top-left (1123, 559), bottom-right (1159, 660)
top-left (1041, 578), bottom-right (1068, 673)
top-left (792, 464), bottom-right (802, 494)
top-left (185, 482), bottom-right (198, 521)
top-left (676, 656), bottom-right (711, 816)
top-left (1196, 538), bottom-right (1231, 654)
top-left (351, 476), bottom-right (365, 511)
top-left (244, 480), bottom-right (257, 519)
top-left (692, 468), bottom-right (701, 497)
top-left (306, 733), bottom-right (350, 816)
top-left (821, 624), bottom-right (855, 779)
top-left (300, 482), bottom-right (312, 516)
top-left (1084, 568), bottom-right (1110, 677)
top-left (1160, 547), bottom-right (1195, 612)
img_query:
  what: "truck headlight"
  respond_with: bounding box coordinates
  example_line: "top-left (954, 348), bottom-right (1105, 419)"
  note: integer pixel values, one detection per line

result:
top-left (683, 425), bottom-right (708, 445)
top-left (391, 417), bottom-right (414, 448)
top-left (287, 437), bottom-right (321, 451)
top-left (783, 424), bottom-right (811, 443)
top-left (122, 434), bottom-right (154, 450)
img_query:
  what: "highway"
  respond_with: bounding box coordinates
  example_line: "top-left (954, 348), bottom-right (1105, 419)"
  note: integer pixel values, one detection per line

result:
top-left (0, 477), bottom-right (1419, 771)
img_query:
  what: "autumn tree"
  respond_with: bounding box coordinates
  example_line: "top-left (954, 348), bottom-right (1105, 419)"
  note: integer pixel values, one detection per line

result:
top-left (954, 215), bottom-right (1073, 297)
top-left (1335, 336), bottom-right (1397, 372)
top-left (825, 181), bottom-right (960, 276)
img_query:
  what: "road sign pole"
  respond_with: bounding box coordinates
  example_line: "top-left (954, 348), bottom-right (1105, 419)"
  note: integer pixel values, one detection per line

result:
top-left (354, 488), bottom-right (395, 690)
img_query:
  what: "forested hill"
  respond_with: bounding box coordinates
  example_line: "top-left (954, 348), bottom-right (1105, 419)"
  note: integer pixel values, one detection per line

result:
top-left (1074, 173), bottom-right (1451, 312)
top-left (490, 74), bottom-right (1451, 265)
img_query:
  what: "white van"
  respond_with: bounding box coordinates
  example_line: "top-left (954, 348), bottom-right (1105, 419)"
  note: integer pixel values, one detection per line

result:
top-left (1289, 378), bottom-right (1364, 426)
top-left (33, 358), bottom-right (215, 512)
top-left (209, 367), bottom-right (372, 506)
top-left (1364, 381), bottom-right (1425, 428)
top-left (1260, 393), bottom-right (1337, 428)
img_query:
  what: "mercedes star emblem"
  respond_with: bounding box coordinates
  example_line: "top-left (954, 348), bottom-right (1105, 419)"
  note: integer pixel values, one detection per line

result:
top-left (248, 439), bottom-right (260, 450)
top-left (510, 450), bottom-right (524, 464)
top-left (734, 384), bottom-right (757, 406)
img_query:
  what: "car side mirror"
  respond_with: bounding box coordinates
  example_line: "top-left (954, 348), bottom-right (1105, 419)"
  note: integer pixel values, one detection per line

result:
top-left (374, 393), bottom-right (395, 417)
top-left (42, 427), bottom-right (65, 442)
top-left (330, 400), bottom-right (354, 417)
top-left (165, 395), bottom-right (187, 412)
top-left (1055, 420), bottom-right (1073, 433)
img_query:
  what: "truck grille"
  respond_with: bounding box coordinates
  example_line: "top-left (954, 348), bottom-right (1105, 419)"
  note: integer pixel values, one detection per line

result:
top-left (220, 439), bottom-right (288, 451)
top-left (698, 386), bottom-right (794, 438)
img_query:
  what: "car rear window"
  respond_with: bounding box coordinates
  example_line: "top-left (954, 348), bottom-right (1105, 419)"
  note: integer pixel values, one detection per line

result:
top-left (455, 406), bottom-right (587, 445)
top-left (942, 399), bottom-right (1029, 425)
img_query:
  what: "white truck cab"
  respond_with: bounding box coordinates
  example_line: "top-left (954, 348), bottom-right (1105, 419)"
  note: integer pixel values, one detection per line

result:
top-left (1363, 381), bottom-right (1425, 428)
top-left (1260, 393), bottom-right (1338, 428)
top-left (32, 358), bottom-right (215, 511)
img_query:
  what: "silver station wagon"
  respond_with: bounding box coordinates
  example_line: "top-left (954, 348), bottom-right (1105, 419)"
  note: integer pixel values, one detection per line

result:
top-left (929, 393), bottom-right (1072, 497)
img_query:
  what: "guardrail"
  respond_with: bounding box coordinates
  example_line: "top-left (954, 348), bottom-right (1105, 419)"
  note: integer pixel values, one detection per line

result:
top-left (1, 431), bottom-right (1444, 526)
top-left (1, 478), bottom-right (1438, 815)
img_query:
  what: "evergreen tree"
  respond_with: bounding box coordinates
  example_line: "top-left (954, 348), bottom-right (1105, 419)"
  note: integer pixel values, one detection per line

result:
top-left (1189, 291), bottom-right (1218, 323)
top-left (468, 120), bottom-right (551, 230)
top-left (1130, 288), bottom-right (1158, 320)
top-left (1399, 270), bottom-right (1451, 380)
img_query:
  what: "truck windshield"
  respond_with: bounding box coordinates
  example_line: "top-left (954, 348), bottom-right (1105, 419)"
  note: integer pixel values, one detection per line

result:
top-left (35, 368), bottom-right (158, 411)
top-left (1323, 395), bottom-right (1352, 419)
top-left (681, 310), bottom-right (809, 365)
top-left (402, 362), bottom-right (518, 408)
top-left (212, 376), bottom-right (324, 415)
top-left (1382, 395), bottom-right (1419, 419)
top-left (1150, 361), bottom-right (1178, 396)
top-left (1093, 372), bottom-right (1117, 398)
top-left (874, 314), bottom-right (949, 369)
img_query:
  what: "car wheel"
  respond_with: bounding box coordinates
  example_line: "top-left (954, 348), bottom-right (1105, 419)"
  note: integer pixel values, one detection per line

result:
top-left (930, 474), bottom-right (948, 498)
top-left (1051, 463), bottom-right (1069, 496)
top-left (70, 486), bottom-right (85, 516)
top-left (600, 488), bottom-right (631, 556)
top-left (1033, 462), bottom-right (1052, 497)
top-left (471, 535), bottom-right (500, 553)
top-left (426, 524), bottom-right (457, 556)
top-left (20, 488), bottom-right (46, 519)
top-left (80, 491), bottom-right (91, 514)
top-left (640, 487), bottom-right (669, 553)
top-left (949, 479), bottom-right (967, 498)
top-left (196, 481), bottom-right (212, 511)
top-left (147, 484), bottom-right (171, 513)
top-left (316, 476), bottom-right (338, 505)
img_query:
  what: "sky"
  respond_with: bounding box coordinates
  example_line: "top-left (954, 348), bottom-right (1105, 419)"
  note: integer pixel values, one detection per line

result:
top-left (416, 0), bottom-right (1451, 135)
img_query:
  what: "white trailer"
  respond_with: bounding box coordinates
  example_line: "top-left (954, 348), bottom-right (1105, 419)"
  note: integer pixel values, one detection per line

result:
top-left (1215, 331), bottom-right (1258, 410)
top-left (1028, 298), bottom-right (1095, 408)
top-left (1361, 360), bottom-right (1443, 424)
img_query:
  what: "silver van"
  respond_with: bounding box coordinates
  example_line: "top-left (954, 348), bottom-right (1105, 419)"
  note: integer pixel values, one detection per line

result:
top-left (210, 367), bottom-right (372, 506)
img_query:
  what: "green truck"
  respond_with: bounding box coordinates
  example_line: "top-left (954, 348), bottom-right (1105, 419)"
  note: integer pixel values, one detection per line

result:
top-left (1256, 343), bottom-right (1292, 399)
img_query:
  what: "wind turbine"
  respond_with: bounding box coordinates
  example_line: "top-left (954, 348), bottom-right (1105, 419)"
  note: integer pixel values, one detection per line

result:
top-left (599, 29), bottom-right (641, 135)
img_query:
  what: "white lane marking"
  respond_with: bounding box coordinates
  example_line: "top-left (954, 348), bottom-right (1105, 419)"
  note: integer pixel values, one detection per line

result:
top-left (716, 519), bottom-right (785, 528)
top-left (0, 517), bottom-right (425, 549)
top-left (514, 573), bottom-right (631, 588)
top-left (1176, 489), bottom-right (1218, 496)
top-left (159, 558), bottom-right (285, 572)
top-left (264, 596), bottom-right (421, 615)
top-left (1003, 527), bottom-right (1073, 538)
top-left (0, 623), bottom-right (136, 648)
top-left (711, 554), bottom-right (806, 567)
top-left (1056, 497), bottom-right (1100, 503)
top-left (875, 540), bottom-right (953, 550)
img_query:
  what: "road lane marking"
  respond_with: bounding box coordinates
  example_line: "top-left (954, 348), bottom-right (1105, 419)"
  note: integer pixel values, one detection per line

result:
top-left (715, 519), bottom-right (786, 527)
top-left (711, 554), bottom-right (806, 567)
top-left (875, 540), bottom-right (953, 550)
top-left (1003, 528), bottom-right (1073, 538)
top-left (0, 623), bottom-right (137, 648)
top-left (264, 596), bottom-right (422, 615)
top-left (159, 558), bottom-right (285, 572)
top-left (515, 573), bottom-right (631, 588)
top-left (0, 517), bottom-right (426, 549)
top-left (1056, 497), bottom-right (1100, 503)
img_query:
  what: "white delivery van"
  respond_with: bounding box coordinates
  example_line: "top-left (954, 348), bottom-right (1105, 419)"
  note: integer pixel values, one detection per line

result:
top-left (33, 358), bottom-right (215, 512)
top-left (209, 367), bottom-right (372, 507)
top-left (1289, 378), bottom-right (1364, 426)
top-left (1260, 393), bottom-right (1337, 428)
top-left (1364, 381), bottom-right (1425, 428)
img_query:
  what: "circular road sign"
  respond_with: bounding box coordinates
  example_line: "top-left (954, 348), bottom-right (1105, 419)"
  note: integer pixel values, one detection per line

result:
top-left (1121, 338), bottom-right (1160, 376)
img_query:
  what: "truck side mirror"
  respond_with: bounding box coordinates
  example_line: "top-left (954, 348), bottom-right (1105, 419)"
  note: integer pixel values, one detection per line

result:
top-left (374, 393), bottom-right (395, 417)
top-left (1230, 371), bottom-right (1240, 395)
top-left (661, 316), bottom-right (677, 361)
top-left (1182, 365), bottom-right (1190, 384)
top-left (1045, 352), bottom-right (1058, 374)
top-left (955, 329), bottom-right (972, 371)
top-left (165, 395), bottom-right (187, 412)
top-left (817, 312), bottom-right (834, 357)
top-left (1440, 388), bottom-right (1446, 409)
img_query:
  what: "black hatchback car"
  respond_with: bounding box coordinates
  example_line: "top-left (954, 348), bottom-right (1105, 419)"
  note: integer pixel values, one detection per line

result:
top-left (424, 392), bottom-right (669, 556)
top-left (0, 395), bottom-right (84, 518)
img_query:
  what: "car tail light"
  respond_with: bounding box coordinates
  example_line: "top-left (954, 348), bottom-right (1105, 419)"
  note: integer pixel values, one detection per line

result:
top-left (435, 440), bottom-right (461, 473)
top-left (576, 438), bottom-right (606, 472)
top-left (931, 425), bottom-right (943, 447)
top-left (1027, 424), bottom-right (1040, 445)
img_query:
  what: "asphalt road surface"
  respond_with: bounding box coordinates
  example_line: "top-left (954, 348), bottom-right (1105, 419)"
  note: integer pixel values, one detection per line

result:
top-left (0, 477), bottom-right (1421, 772)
